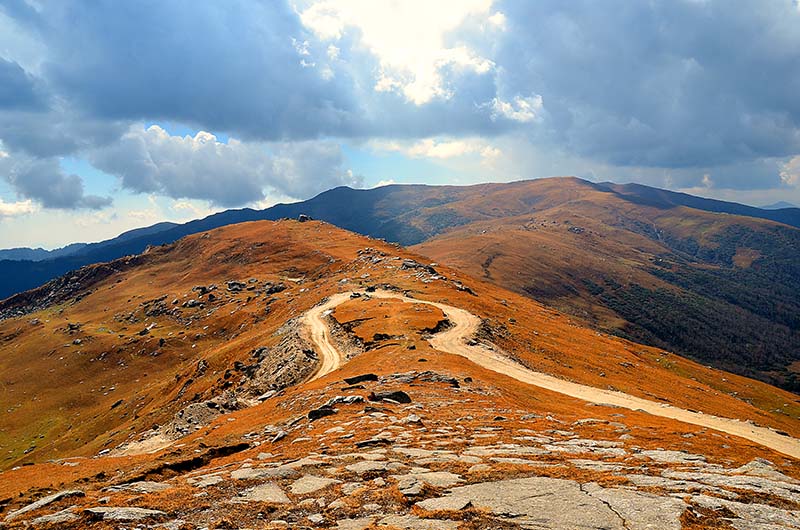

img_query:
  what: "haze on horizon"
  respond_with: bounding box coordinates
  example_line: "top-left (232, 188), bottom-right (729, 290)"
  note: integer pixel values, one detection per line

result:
top-left (1, 0), bottom-right (800, 248)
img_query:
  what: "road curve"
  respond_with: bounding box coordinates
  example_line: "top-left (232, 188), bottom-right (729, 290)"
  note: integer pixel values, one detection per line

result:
top-left (302, 290), bottom-right (800, 460)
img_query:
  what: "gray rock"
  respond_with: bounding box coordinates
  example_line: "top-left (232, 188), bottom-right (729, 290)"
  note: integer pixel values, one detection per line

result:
top-left (377, 514), bottom-right (459, 529)
top-left (393, 471), bottom-right (464, 496)
top-left (582, 482), bottom-right (686, 529)
top-left (84, 507), bottom-right (167, 521)
top-left (231, 465), bottom-right (298, 480)
top-left (692, 493), bottom-right (800, 530)
top-left (108, 481), bottom-right (172, 493)
top-left (291, 474), bottom-right (341, 495)
top-left (337, 517), bottom-right (375, 530)
top-left (415, 477), bottom-right (626, 529)
top-left (232, 482), bottom-right (291, 504)
top-left (30, 508), bottom-right (79, 525)
top-left (637, 450), bottom-right (706, 464)
top-left (5, 490), bottom-right (84, 521)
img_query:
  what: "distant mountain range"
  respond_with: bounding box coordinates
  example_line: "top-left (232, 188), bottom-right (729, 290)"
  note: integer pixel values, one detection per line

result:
top-left (762, 201), bottom-right (798, 210)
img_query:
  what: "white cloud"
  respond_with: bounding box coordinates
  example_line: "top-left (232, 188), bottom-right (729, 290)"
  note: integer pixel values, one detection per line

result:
top-left (299, 0), bottom-right (496, 104)
top-left (0, 198), bottom-right (36, 218)
top-left (489, 95), bottom-right (543, 123)
top-left (89, 124), bottom-right (362, 206)
top-left (780, 156), bottom-right (800, 187)
top-left (371, 137), bottom-right (501, 162)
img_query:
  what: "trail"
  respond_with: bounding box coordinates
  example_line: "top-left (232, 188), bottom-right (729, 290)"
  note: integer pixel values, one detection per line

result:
top-left (303, 290), bottom-right (800, 460)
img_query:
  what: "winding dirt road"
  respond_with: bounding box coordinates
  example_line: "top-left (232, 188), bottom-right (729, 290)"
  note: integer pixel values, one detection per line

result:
top-left (303, 290), bottom-right (800, 460)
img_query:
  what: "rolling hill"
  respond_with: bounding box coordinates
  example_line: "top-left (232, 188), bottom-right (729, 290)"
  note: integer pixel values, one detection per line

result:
top-left (2, 178), bottom-right (799, 391)
top-left (1, 219), bottom-right (799, 529)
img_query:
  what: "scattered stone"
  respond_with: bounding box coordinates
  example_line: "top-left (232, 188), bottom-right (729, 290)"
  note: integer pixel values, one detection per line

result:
top-left (369, 390), bottom-right (412, 404)
top-left (232, 483), bottom-right (291, 504)
top-left (309, 405), bottom-right (338, 421)
top-left (337, 517), bottom-right (374, 530)
top-left (108, 481), bottom-right (172, 494)
top-left (31, 508), bottom-right (79, 525)
top-left (344, 374), bottom-right (379, 385)
top-left (84, 507), bottom-right (167, 521)
top-left (5, 490), bottom-right (84, 521)
top-left (291, 475), bottom-right (341, 495)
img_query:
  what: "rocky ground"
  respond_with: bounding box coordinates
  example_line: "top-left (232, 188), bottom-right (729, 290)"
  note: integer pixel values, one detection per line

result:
top-left (3, 370), bottom-right (800, 529)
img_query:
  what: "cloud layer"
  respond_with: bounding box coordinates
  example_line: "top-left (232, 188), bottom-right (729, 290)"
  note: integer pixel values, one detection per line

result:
top-left (0, 0), bottom-right (799, 219)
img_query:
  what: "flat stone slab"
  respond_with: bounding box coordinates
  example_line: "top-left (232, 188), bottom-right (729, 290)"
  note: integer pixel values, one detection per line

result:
top-left (31, 508), bottom-right (79, 525)
top-left (393, 471), bottom-right (464, 495)
top-left (84, 507), bottom-right (167, 521)
top-left (231, 465), bottom-right (298, 480)
top-left (337, 517), bottom-right (375, 530)
top-left (233, 483), bottom-right (291, 504)
top-left (582, 482), bottom-right (686, 530)
top-left (109, 481), bottom-right (172, 493)
top-left (5, 490), bottom-right (84, 521)
top-left (377, 514), bottom-right (459, 529)
top-left (416, 477), bottom-right (626, 529)
top-left (291, 474), bottom-right (341, 495)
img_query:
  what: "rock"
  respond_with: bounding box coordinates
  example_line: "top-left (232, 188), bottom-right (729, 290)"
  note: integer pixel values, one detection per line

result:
top-left (5, 490), bottom-right (85, 521)
top-left (271, 430), bottom-right (288, 443)
top-left (31, 508), bottom-right (79, 525)
top-left (84, 507), bottom-right (167, 521)
top-left (337, 517), bottom-right (374, 530)
top-left (291, 475), bottom-right (341, 495)
top-left (325, 395), bottom-right (366, 407)
top-left (346, 461), bottom-right (389, 474)
top-left (309, 513), bottom-right (325, 524)
top-left (344, 374), bottom-right (379, 385)
top-left (356, 437), bottom-right (393, 448)
top-left (298, 214), bottom-right (312, 222)
top-left (232, 465), bottom-right (298, 480)
top-left (108, 481), bottom-right (172, 494)
top-left (394, 471), bottom-right (464, 496)
top-left (637, 449), bottom-right (706, 464)
top-left (226, 280), bottom-right (246, 292)
top-left (415, 477), bottom-right (628, 529)
top-left (309, 405), bottom-right (338, 421)
top-left (692, 493), bottom-right (800, 529)
top-left (233, 483), bottom-right (291, 504)
top-left (582, 482), bottom-right (686, 530)
top-left (377, 514), bottom-right (459, 529)
top-left (369, 390), bottom-right (412, 404)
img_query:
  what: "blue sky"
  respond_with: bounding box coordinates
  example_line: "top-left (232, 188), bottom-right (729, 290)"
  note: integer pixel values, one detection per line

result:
top-left (1, 0), bottom-right (800, 248)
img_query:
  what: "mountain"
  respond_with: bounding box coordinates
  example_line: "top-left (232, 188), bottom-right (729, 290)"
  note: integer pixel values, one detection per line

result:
top-left (1, 178), bottom-right (799, 391)
top-left (763, 201), bottom-right (799, 210)
top-left (0, 243), bottom-right (88, 262)
top-left (1, 219), bottom-right (799, 529)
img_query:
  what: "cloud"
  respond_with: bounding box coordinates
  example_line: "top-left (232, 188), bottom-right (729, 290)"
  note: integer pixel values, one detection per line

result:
top-left (492, 0), bottom-right (800, 177)
top-left (0, 58), bottom-right (45, 110)
top-left (88, 125), bottom-right (362, 206)
top-left (0, 198), bottom-right (36, 218)
top-left (488, 95), bottom-right (543, 123)
top-left (780, 156), bottom-right (800, 187)
top-left (372, 137), bottom-right (501, 162)
top-left (0, 150), bottom-right (112, 209)
top-left (299, 0), bottom-right (497, 104)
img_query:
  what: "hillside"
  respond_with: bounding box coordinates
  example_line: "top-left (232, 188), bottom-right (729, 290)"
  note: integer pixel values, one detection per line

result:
top-left (1, 220), bottom-right (799, 529)
top-left (2, 178), bottom-right (798, 392)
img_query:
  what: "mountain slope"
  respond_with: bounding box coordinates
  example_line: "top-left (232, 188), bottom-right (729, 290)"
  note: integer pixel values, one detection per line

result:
top-left (2, 178), bottom-right (798, 391)
top-left (1, 219), bottom-right (799, 529)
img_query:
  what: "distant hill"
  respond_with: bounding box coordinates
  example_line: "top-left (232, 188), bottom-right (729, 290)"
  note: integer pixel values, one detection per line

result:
top-left (762, 201), bottom-right (798, 210)
top-left (1, 178), bottom-right (798, 391)
top-left (0, 242), bottom-right (88, 261)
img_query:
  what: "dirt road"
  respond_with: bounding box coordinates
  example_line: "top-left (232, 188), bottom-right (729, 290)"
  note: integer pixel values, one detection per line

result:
top-left (303, 290), bottom-right (800, 460)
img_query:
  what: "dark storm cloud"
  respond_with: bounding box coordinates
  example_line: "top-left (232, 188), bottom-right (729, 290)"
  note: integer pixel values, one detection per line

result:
top-left (493, 0), bottom-right (800, 174)
top-left (0, 58), bottom-right (44, 110)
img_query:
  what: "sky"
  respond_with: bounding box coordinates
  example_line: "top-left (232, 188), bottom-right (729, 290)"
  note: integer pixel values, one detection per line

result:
top-left (1, 0), bottom-right (800, 248)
